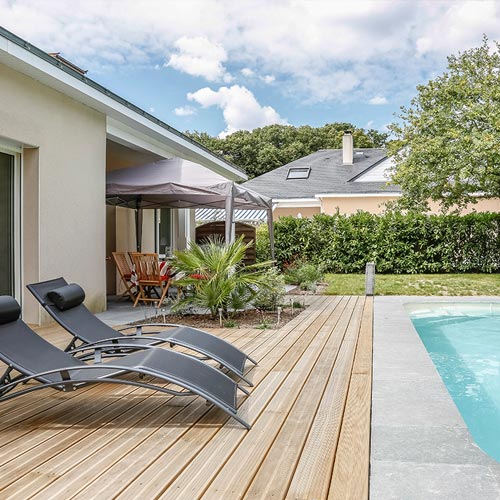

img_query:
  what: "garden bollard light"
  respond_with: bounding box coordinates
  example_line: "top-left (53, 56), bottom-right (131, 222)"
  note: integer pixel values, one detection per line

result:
top-left (365, 262), bottom-right (375, 296)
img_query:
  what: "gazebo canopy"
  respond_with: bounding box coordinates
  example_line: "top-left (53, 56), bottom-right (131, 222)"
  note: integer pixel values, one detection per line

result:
top-left (106, 158), bottom-right (271, 210)
top-left (106, 158), bottom-right (274, 256)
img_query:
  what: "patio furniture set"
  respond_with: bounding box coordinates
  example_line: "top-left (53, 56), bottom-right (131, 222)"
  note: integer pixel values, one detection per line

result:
top-left (112, 251), bottom-right (175, 307)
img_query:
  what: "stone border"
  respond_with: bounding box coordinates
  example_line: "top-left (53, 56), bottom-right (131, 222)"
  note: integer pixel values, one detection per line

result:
top-left (371, 296), bottom-right (500, 500)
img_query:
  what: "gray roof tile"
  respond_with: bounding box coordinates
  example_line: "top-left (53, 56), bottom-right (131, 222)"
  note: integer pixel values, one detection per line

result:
top-left (242, 148), bottom-right (401, 199)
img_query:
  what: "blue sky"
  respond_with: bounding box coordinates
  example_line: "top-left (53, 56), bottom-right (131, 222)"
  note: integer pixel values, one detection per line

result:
top-left (2, 0), bottom-right (500, 138)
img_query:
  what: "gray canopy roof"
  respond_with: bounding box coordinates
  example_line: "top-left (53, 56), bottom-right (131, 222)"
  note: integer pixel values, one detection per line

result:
top-left (106, 158), bottom-right (271, 210)
top-left (106, 158), bottom-right (274, 256)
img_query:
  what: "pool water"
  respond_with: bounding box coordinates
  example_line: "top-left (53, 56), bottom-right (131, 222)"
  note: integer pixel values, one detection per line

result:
top-left (407, 303), bottom-right (500, 462)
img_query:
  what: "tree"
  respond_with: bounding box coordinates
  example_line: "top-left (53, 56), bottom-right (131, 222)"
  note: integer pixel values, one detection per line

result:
top-left (186, 123), bottom-right (389, 179)
top-left (388, 37), bottom-right (500, 212)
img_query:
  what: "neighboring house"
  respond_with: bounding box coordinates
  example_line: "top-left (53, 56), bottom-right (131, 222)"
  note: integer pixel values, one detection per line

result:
top-left (243, 132), bottom-right (400, 218)
top-left (0, 26), bottom-right (246, 324)
top-left (243, 132), bottom-right (499, 218)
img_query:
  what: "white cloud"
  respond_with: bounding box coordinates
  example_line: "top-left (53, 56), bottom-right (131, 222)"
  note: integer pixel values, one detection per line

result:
top-left (187, 85), bottom-right (287, 137)
top-left (365, 120), bottom-right (374, 129)
top-left (149, 106), bottom-right (155, 113)
top-left (260, 74), bottom-right (275, 84)
top-left (295, 70), bottom-right (361, 102)
top-left (413, 1), bottom-right (499, 57)
top-left (174, 105), bottom-right (196, 116)
top-left (241, 69), bottom-right (275, 85)
top-left (369, 96), bottom-right (388, 105)
top-left (1, 0), bottom-right (500, 105)
top-left (166, 36), bottom-right (230, 82)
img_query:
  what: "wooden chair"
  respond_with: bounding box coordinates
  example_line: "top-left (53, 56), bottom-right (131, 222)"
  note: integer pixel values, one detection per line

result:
top-left (112, 252), bottom-right (137, 302)
top-left (130, 252), bottom-right (171, 307)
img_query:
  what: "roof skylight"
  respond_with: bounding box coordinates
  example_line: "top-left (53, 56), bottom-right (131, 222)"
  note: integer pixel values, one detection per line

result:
top-left (287, 167), bottom-right (310, 179)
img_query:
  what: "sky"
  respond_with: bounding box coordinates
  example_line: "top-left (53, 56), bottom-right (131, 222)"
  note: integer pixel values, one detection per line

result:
top-left (1, 0), bottom-right (500, 138)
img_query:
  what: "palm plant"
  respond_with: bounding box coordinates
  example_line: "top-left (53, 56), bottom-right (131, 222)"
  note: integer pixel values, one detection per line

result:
top-left (172, 236), bottom-right (272, 318)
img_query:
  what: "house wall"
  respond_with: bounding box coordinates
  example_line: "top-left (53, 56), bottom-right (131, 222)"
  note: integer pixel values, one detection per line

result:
top-left (319, 196), bottom-right (399, 215)
top-left (273, 206), bottom-right (321, 218)
top-left (275, 196), bottom-right (499, 219)
top-left (0, 64), bottom-right (107, 324)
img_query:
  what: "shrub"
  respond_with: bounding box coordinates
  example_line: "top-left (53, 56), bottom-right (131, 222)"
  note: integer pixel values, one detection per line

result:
top-left (284, 261), bottom-right (324, 289)
top-left (252, 267), bottom-right (286, 311)
top-left (256, 211), bottom-right (500, 274)
top-left (255, 223), bottom-right (272, 263)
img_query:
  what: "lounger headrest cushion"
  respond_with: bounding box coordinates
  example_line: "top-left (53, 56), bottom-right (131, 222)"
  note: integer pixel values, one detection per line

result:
top-left (0, 296), bottom-right (21, 324)
top-left (48, 284), bottom-right (85, 311)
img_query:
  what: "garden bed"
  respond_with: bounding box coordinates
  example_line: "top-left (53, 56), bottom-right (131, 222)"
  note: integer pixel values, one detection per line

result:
top-left (131, 302), bottom-right (309, 330)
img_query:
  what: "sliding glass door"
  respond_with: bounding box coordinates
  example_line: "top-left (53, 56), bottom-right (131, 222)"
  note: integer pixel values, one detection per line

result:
top-left (0, 152), bottom-right (14, 295)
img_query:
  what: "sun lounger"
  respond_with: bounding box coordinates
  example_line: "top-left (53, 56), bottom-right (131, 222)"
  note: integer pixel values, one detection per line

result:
top-left (0, 295), bottom-right (250, 429)
top-left (28, 278), bottom-right (257, 385)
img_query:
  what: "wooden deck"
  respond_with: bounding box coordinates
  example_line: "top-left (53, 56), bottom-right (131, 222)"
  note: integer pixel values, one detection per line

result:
top-left (0, 295), bottom-right (373, 499)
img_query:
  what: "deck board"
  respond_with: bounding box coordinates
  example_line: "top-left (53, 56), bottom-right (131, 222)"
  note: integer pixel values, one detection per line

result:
top-left (0, 295), bottom-right (373, 500)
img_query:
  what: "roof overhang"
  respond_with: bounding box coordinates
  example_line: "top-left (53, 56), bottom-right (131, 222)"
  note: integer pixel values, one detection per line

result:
top-left (0, 27), bottom-right (246, 182)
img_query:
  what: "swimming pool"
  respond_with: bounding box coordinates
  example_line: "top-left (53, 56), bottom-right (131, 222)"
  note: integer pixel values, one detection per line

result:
top-left (406, 302), bottom-right (500, 462)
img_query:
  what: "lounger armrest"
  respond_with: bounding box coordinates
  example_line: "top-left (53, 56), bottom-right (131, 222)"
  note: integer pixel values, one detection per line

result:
top-left (117, 324), bottom-right (165, 335)
top-left (120, 323), bottom-right (216, 336)
top-left (69, 337), bottom-right (171, 349)
top-left (69, 342), bottom-right (161, 355)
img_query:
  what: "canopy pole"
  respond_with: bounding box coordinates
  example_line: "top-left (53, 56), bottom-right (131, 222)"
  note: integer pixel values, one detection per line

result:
top-left (225, 188), bottom-right (235, 244)
top-left (135, 206), bottom-right (143, 252)
top-left (185, 209), bottom-right (192, 247)
top-left (267, 208), bottom-right (275, 260)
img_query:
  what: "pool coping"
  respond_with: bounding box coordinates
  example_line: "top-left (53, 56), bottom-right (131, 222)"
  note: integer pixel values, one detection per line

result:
top-left (371, 295), bottom-right (500, 500)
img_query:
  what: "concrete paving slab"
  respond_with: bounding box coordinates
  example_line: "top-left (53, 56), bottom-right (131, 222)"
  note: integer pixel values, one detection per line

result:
top-left (370, 461), bottom-right (500, 500)
top-left (372, 377), bottom-right (454, 402)
top-left (372, 394), bottom-right (466, 428)
top-left (372, 425), bottom-right (492, 465)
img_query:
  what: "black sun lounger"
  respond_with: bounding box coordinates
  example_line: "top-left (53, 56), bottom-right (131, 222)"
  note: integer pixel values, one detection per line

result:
top-left (0, 296), bottom-right (250, 429)
top-left (28, 278), bottom-right (257, 385)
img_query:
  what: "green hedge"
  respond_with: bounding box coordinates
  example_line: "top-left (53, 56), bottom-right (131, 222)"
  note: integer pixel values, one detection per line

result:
top-left (256, 212), bottom-right (500, 273)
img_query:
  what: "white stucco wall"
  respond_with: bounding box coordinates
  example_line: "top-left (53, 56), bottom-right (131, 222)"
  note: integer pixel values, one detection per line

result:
top-left (0, 63), bottom-right (107, 323)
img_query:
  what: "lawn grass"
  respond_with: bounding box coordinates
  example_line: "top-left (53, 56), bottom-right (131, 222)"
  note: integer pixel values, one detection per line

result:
top-left (324, 273), bottom-right (500, 296)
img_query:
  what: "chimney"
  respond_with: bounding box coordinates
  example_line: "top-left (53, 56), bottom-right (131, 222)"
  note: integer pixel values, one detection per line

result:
top-left (342, 131), bottom-right (353, 165)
